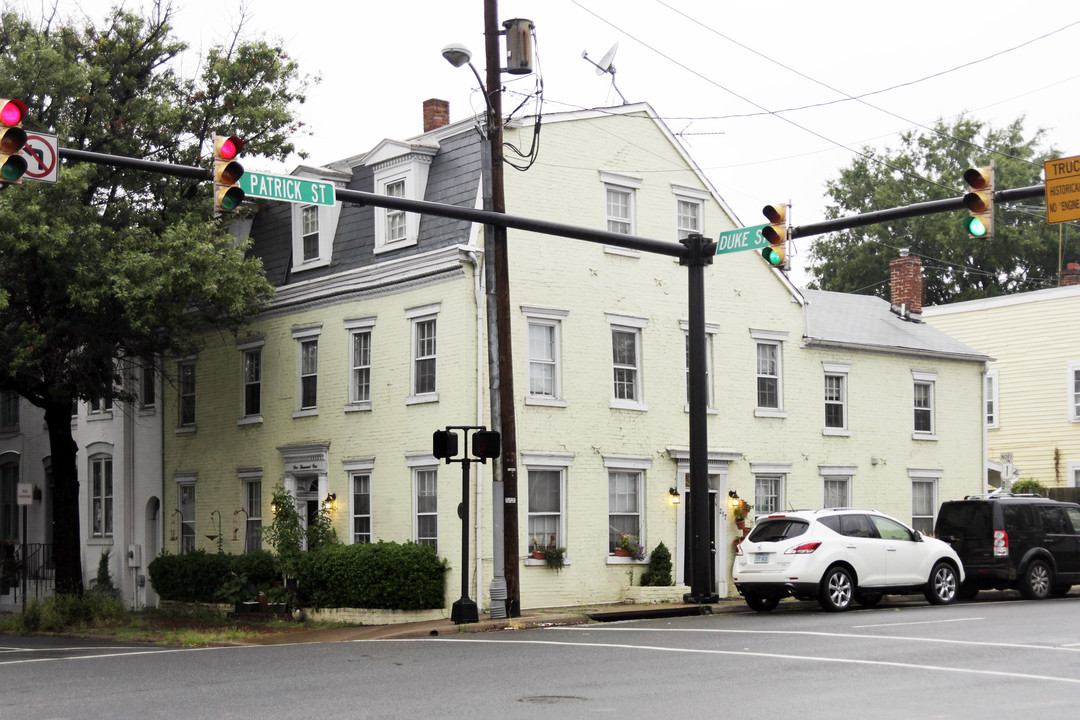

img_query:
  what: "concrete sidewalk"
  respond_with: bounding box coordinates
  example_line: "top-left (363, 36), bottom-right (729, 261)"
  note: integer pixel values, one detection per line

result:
top-left (244, 598), bottom-right (746, 645)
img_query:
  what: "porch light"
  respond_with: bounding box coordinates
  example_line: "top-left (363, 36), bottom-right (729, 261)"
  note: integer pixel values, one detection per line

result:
top-left (324, 492), bottom-right (337, 511)
top-left (669, 487), bottom-right (681, 505)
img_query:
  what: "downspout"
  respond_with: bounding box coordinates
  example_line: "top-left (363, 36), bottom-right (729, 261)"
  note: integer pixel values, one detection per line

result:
top-left (466, 247), bottom-right (486, 608)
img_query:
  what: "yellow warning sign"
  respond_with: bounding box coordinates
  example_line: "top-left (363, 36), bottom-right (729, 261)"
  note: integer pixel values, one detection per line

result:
top-left (1045, 155), bottom-right (1080, 224)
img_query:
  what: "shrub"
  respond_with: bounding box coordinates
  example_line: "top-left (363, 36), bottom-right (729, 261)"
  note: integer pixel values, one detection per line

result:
top-left (1009, 478), bottom-right (1047, 495)
top-left (294, 541), bottom-right (447, 610)
top-left (93, 549), bottom-right (114, 592)
top-left (19, 593), bottom-right (127, 633)
top-left (640, 542), bottom-right (672, 587)
top-left (148, 550), bottom-right (232, 603)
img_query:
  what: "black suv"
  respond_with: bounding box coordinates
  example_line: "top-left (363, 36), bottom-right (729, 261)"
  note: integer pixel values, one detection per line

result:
top-left (935, 494), bottom-right (1080, 600)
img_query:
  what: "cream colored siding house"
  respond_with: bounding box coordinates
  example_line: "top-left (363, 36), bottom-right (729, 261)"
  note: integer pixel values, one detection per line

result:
top-left (159, 102), bottom-right (987, 613)
top-left (923, 277), bottom-right (1080, 489)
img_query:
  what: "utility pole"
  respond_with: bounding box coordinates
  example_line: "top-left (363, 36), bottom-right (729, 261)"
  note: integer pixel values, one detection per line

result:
top-left (484, 0), bottom-right (521, 617)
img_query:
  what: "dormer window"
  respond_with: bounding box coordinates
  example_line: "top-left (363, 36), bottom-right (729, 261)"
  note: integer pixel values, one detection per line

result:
top-left (302, 206), bottom-right (320, 262)
top-left (365, 139), bottom-right (438, 254)
top-left (287, 168), bottom-right (347, 273)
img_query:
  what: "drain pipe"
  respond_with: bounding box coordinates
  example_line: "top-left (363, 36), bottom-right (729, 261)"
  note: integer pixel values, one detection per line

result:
top-left (466, 247), bottom-right (487, 610)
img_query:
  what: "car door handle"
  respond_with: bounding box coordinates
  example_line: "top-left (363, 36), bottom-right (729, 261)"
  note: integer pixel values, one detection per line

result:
top-left (845, 545), bottom-right (857, 550)
top-left (887, 547), bottom-right (897, 552)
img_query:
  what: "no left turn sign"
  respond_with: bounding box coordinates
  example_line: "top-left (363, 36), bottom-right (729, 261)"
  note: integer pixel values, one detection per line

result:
top-left (21, 132), bottom-right (59, 184)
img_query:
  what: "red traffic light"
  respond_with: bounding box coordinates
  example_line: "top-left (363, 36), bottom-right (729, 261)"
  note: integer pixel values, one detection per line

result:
top-left (215, 134), bottom-right (243, 161)
top-left (0, 98), bottom-right (26, 128)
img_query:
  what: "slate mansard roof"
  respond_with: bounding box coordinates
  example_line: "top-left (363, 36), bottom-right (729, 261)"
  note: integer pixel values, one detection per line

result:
top-left (802, 289), bottom-right (990, 362)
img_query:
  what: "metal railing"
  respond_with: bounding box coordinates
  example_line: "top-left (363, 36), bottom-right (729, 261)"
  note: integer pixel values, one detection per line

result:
top-left (1, 543), bottom-right (54, 601)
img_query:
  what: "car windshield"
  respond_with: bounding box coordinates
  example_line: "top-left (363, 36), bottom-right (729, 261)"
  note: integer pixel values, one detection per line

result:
top-left (747, 518), bottom-right (808, 543)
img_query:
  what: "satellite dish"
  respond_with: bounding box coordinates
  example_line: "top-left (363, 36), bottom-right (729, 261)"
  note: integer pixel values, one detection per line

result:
top-left (596, 43), bottom-right (618, 75)
top-left (581, 42), bottom-right (627, 104)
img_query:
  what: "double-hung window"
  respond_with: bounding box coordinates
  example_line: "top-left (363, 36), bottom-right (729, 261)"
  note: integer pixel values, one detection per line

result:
top-left (1069, 362), bottom-right (1080, 422)
top-left (90, 457), bottom-right (113, 538)
top-left (913, 370), bottom-right (937, 438)
top-left (407, 304), bottom-right (440, 403)
top-left (238, 338), bottom-right (264, 422)
top-left (414, 467), bottom-right (438, 551)
top-left (601, 173), bottom-right (643, 256)
top-left (293, 325), bottom-right (321, 416)
top-left (822, 362), bottom-right (850, 434)
top-left (0, 390), bottom-right (18, 430)
top-left (608, 313), bottom-right (647, 411)
top-left (910, 472), bottom-right (940, 534)
top-left (751, 330), bottom-right (787, 417)
top-left (523, 307), bottom-right (568, 406)
top-left (682, 320), bottom-right (717, 411)
top-left (243, 478), bottom-right (262, 552)
top-left (177, 478), bottom-right (196, 554)
top-left (385, 179), bottom-right (406, 243)
top-left (673, 185), bottom-right (709, 240)
top-left (528, 469), bottom-right (563, 553)
top-left (177, 359), bottom-right (196, 429)
top-left (139, 365), bottom-right (156, 410)
top-left (820, 466), bottom-right (856, 509)
top-left (353, 472), bottom-right (372, 544)
top-left (608, 470), bottom-right (642, 554)
top-left (0, 463), bottom-right (17, 542)
top-left (755, 475), bottom-right (783, 515)
top-left (985, 369), bottom-right (999, 429)
top-left (345, 317), bottom-right (375, 410)
top-left (301, 205), bottom-right (320, 262)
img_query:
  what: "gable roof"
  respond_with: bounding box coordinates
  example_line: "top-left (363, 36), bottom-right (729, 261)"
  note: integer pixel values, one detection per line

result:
top-left (802, 289), bottom-right (989, 362)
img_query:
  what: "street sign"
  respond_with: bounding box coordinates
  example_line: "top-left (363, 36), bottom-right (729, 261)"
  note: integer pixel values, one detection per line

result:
top-left (21, 132), bottom-right (58, 184)
top-left (714, 223), bottom-right (770, 256)
top-left (1045, 155), bottom-right (1080, 224)
top-left (17, 482), bottom-right (34, 506)
top-left (240, 171), bottom-right (335, 206)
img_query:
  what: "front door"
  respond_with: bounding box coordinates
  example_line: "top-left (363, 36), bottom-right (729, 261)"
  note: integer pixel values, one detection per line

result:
top-left (296, 476), bottom-right (319, 551)
top-left (683, 490), bottom-right (717, 593)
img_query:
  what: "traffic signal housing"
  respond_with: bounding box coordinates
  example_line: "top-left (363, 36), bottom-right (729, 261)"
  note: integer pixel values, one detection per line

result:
top-left (213, 134), bottom-right (245, 214)
top-left (0, 98), bottom-right (28, 185)
top-left (962, 166), bottom-right (994, 239)
top-left (471, 430), bottom-right (501, 461)
top-left (432, 429), bottom-right (459, 460)
top-left (761, 203), bottom-right (789, 267)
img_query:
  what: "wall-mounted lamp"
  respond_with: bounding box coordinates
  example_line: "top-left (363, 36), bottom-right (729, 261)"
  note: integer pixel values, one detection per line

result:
top-left (669, 487), bottom-right (681, 505)
top-left (324, 492), bottom-right (337, 511)
top-left (728, 490), bottom-right (740, 509)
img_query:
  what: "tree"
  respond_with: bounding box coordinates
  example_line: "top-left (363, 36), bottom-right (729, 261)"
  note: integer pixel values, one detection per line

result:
top-left (806, 116), bottom-right (1068, 305)
top-left (0, 2), bottom-right (312, 594)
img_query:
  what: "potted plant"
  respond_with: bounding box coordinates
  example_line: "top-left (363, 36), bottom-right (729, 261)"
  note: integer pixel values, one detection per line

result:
top-left (614, 533), bottom-right (637, 557)
top-left (544, 545), bottom-right (566, 572)
top-left (733, 499), bottom-right (753, 530)
top-left (531, 535), bottom-right (549, 559)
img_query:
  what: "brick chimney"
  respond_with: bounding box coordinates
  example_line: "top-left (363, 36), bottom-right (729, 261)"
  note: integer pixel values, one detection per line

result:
top-left (1060, 262), bottom-right (1080, 287)
top-left (890, 248), bottom-right (923, 315)
top-left (423, 98), bottom-right (450, 132)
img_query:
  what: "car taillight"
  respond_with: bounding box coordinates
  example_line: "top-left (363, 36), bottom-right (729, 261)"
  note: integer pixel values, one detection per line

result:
top-left (784, 541), bottom-right (822, 555)
top-left (993, 530), bottom-right (1008, 557)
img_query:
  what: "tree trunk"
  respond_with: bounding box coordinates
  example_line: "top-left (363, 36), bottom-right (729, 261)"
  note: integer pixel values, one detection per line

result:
top-left (44, 400), bottom-right (83, 596)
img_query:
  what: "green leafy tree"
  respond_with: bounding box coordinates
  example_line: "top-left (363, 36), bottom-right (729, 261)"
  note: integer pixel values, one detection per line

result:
top-left (806, 116), bottom-right (1067, 305)
top-left (0, 3), bottom-right (312, 594)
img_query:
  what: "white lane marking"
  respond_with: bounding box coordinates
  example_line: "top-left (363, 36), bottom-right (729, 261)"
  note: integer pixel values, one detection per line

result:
top-left (0, 644), bottom-right (253, 666)
top-left (390, 637), bottom-right (1080, 685)
top-left (852, 617), bottom-right (984, 628)
top-left (547, 625), bottom-right (1080, 653)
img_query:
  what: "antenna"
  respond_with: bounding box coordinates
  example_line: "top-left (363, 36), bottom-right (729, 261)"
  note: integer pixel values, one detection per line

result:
top-left (581, 42), bottom-right (627, 104)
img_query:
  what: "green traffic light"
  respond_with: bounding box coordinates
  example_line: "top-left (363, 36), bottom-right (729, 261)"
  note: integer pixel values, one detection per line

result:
top-left (761, 246), bottom-right (784, 266)
top-left (963, 216), bottom-right (988, 238)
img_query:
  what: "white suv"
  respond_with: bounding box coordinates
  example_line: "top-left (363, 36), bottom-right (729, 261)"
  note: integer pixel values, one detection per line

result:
top-left (733, 508), bottom-right (964, 612)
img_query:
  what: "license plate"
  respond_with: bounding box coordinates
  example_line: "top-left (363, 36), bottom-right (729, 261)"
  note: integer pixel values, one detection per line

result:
top-left (754, 553), bottom-right (769, 564)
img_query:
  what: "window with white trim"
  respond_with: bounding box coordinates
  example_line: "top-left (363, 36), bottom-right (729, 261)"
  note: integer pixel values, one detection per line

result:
top-left (89, 395), bottom-right (113, 415)
top-left (608, 313), bottom-right (647, 411)
top-left (301, 205), bottom-right (319, 262)
top-left (523, 307), bottom-right (568, 406)
top-left (293, 326), bottom-right (321, 415)
top-left (177, 359), bottom-right (196, 429)
top-left (528, 469), bottom-right (564, 552)
top-left (823, 476), bottom-right (850, 508)
top-left (754, 473), bottom-right (785, 515)
top-left (913, 370), bottom-right (937, 437)
top-left (178, 480), bottom-right (196, 554)
top-left (414, 467), bottom-right (438, 551)
top-left (673, 185), bottom-right (709, 240)
top-left (823, 362), bottom-right (850, 433)
top-left (90, 456), bottom-right (113, 538)
top-left (241, 346), bottom-right (262, 420)
top-left (244, 479), bottom-right (262, 552)
top-left (985, 369), bottom-right (999, 429)
top-left (912, 478), bottom-right (937, 534)
top-left (407, 304), bottom-right (440, 402)
top-left (750, 329), bottom-right (788, 416)
top-left (384, 179), bottom-right (406, 243)
top-left (353, 472), bottom-right (372, 544)
top-left (608, 469), bottom-right (642, 553)
top-left (139, 365), bottom-right (156, 410)
top-left (367, 141), bottom-right (435, 253)
top-left (345, 317), bottom-right (375, 409)
top-left (682, 321), bottom-right (717, 411)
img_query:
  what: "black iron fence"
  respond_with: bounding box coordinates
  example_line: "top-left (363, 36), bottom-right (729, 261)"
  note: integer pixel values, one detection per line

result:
top-left (0, 543), bottom-right (54, 600)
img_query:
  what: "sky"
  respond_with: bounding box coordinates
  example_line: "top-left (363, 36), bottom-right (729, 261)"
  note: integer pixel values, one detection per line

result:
top-left (21, 0), bottom-right (1080, 284)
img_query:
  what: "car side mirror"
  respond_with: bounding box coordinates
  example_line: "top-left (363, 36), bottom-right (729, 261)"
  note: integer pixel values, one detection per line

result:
top-left (913, 530), bottom-right (923, 542)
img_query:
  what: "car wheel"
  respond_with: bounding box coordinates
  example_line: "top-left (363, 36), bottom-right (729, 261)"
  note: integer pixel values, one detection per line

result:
top-left (1051, 583), bottom-right (1072, 597)
top-left (819, 566), bottom-right (854, 612)
top-left (1019, 558), bottom-right (1052, 600)
top-left (925, 561), bottom-right (958, 605)
top-left (744, 592), bottom-right (780, 612)
top-left (957, 582), bottom-right (979, 601)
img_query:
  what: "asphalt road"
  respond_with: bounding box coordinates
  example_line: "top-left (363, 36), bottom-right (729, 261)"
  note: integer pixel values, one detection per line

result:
top-left (3, 593), bottom-right (1078, 719)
